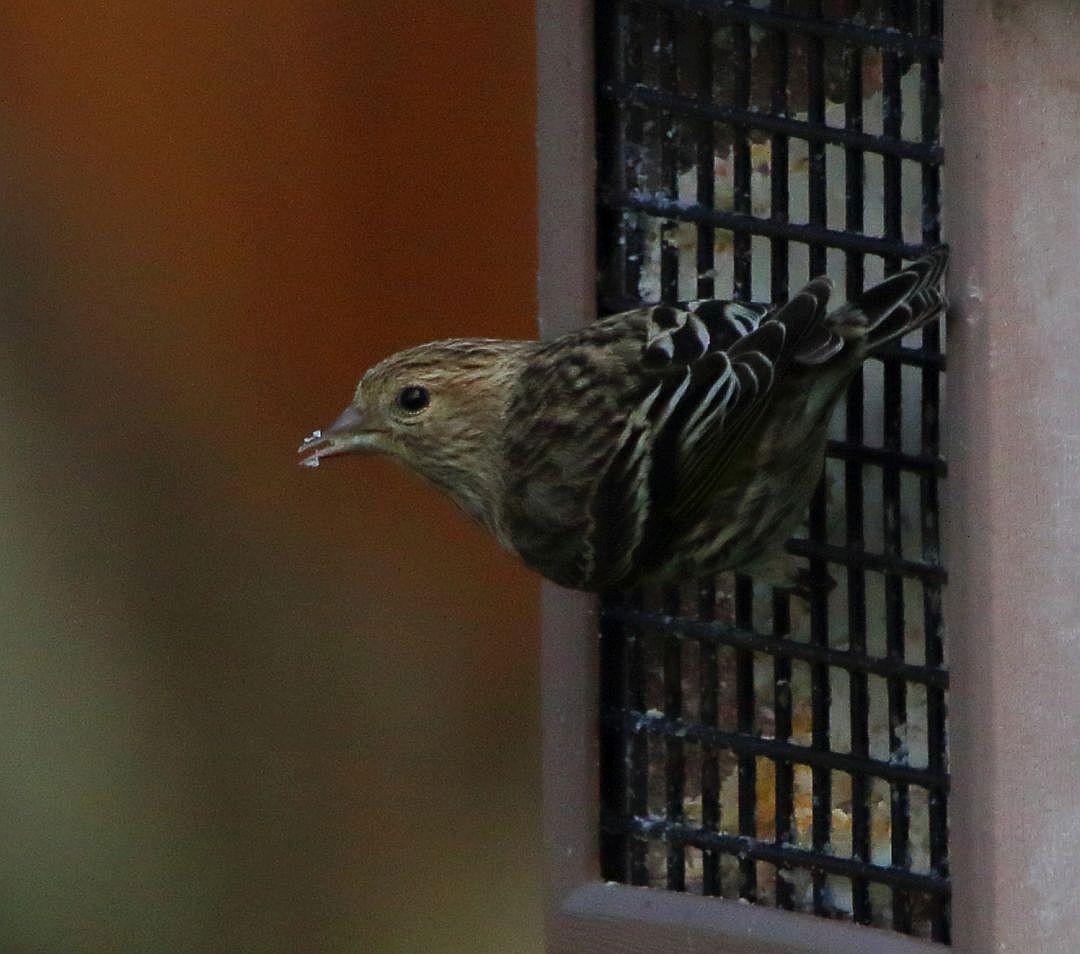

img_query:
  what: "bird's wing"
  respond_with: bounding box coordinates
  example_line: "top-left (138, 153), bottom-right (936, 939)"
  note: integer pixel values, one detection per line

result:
top-left (826, 244), bottom-right (949, 353)
top-left (502, 289), bottom-right (841, 589)
top-left (629, 283), bottom-right (840, 567)
top-left (510, 250), bottom-right (946, 589)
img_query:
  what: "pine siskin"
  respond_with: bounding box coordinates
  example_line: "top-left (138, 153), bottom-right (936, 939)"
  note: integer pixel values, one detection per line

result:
top-left (299, 247), bottom-right (948, 591)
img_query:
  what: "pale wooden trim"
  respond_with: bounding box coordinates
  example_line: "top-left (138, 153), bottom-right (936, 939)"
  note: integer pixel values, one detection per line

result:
top-left (944, 2), bottom-right (1080, 952)
top-left (553, 883), bottom-right (943, 954)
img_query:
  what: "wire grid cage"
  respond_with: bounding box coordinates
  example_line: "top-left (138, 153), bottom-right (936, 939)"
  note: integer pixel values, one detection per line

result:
top-left (595, 0), bottom-right (948, 943)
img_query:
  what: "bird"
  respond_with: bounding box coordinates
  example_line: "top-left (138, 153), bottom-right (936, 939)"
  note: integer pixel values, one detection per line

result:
top-left (299, 247), bottom-right (948, 592)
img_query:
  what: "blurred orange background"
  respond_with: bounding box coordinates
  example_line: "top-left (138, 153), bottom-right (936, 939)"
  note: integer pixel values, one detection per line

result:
top-left (0, 3), bottom-right (541, 951)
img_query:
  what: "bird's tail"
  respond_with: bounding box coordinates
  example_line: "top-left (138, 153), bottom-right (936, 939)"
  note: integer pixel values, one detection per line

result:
top-left (825, 245), bottom-right (949, 354)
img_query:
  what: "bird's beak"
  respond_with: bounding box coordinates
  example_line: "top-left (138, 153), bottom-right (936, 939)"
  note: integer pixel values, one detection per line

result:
top-left (297, 405), bottom-right (384, 468)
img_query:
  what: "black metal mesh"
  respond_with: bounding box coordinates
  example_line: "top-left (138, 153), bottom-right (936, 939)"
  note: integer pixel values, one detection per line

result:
top-left (595, 0), bottom-right (948, 942)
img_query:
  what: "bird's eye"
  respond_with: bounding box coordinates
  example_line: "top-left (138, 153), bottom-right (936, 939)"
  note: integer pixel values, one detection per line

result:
top-left (396, 385), bottom-right (430, 413)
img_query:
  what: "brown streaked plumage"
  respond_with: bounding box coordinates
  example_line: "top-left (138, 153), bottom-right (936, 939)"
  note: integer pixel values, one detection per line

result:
top-left (299, 247), bottom-right (948, 591)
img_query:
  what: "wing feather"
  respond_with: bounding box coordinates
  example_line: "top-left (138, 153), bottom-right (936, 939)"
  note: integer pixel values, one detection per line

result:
top-left (630, 282), bottom-right (836, 569)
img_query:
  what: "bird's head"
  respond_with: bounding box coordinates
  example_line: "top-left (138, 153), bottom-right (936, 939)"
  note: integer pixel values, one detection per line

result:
top-left (298, 339), bottom-right (526, 530)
